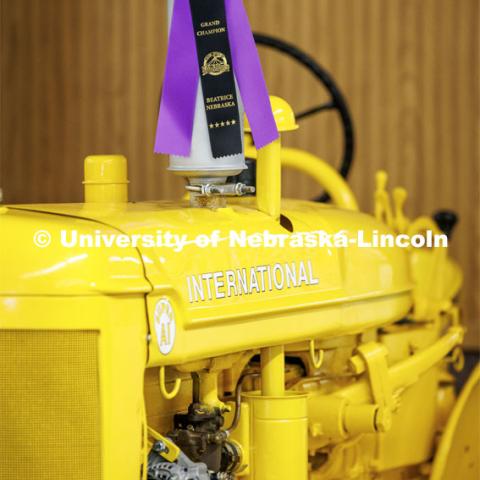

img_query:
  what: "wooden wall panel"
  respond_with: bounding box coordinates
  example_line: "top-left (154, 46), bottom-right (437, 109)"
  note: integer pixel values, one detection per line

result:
top-left (0, 0), bottom-right (478, 346)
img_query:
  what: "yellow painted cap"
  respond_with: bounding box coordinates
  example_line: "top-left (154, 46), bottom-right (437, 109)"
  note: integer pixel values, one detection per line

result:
top-left (83, 155), bottom-right (129, 185)
top-left (244, 95), bottom-right (299, 133)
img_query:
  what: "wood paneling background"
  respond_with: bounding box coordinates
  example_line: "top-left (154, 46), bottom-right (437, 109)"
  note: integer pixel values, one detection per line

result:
top-left (0, 0), bottom-right (478, 346)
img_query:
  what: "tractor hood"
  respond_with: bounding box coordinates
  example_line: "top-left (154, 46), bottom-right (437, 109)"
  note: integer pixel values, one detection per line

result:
top-left (1, 199), bottom-right (413, 363)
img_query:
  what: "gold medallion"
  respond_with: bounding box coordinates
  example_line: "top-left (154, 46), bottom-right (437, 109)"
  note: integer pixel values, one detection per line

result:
top-left (202, 51), bottom-right (230, 76)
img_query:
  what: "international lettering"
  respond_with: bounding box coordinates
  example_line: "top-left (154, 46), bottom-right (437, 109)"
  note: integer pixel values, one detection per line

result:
top-left (186, 260), bottom-right (319, 303)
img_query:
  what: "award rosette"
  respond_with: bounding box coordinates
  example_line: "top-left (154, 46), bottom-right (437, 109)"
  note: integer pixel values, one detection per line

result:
top-left (154, 0), bottom-right (278, 158)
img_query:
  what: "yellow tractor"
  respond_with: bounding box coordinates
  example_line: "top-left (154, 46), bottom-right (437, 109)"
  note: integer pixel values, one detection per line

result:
top-left (0, 13), bottom-right (477, 480)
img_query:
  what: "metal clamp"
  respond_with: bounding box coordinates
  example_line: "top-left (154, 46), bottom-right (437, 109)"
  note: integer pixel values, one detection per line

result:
top-left (186, 182), bottom-right (255, 197)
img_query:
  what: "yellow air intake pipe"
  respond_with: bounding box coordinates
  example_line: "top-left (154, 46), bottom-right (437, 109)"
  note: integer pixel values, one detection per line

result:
top-left (245, 96), bottom-right (298, 220)
top-left (245, 96), bottom-right (358, 215)
top-left (260, 345), bottom-right (285, 397)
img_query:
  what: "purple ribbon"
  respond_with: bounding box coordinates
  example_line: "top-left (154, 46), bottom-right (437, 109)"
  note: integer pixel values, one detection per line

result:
top-left (154, 0), bottom-right (278, 156)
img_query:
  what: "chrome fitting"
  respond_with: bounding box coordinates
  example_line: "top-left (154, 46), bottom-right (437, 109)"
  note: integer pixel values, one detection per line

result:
top-left (186, 183), bottom-right (255, 197)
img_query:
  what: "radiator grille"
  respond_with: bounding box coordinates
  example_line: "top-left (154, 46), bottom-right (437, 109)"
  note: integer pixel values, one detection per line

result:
top-left (0, 330), bottom-right (101, 480)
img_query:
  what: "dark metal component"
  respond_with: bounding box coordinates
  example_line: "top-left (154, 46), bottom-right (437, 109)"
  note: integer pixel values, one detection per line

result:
top-left (220, 441), bottom-right (242, 475)
top-left (192, 372), bottom-right (200, 404)
top-left (433, 210), bottom-right (459, 238)
top-left (167, 371), bottom-right (249, 475)
top-left (169, 403), bottom-right (226, 472)
top-left (253, 32), bottom-right (355, 202)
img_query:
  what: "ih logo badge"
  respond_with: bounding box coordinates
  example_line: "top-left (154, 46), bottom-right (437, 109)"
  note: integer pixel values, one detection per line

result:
top-left (154, 298), bottom-right (176, 355)
top-left (202, 51), bottom-right (230, 76)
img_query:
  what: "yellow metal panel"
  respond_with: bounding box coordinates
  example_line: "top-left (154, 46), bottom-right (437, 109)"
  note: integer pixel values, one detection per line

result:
top-left (0, 207), bottom-right (150, 296)
top-left (0, 295), bottom-right (148, 480)
top-left (431, 365), bottom-right (480, 480)
top-left (377, 368), bottom-right (439, 470)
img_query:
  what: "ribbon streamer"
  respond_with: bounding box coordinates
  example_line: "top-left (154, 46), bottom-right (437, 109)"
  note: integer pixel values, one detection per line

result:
top-left (154, 0), bottom-right (278, 157)
top-left (189, 0), bottom-right (243, 158)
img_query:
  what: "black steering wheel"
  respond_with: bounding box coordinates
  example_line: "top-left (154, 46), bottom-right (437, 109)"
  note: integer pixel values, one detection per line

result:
top-left (253, 33), bottom-right (355, 202)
